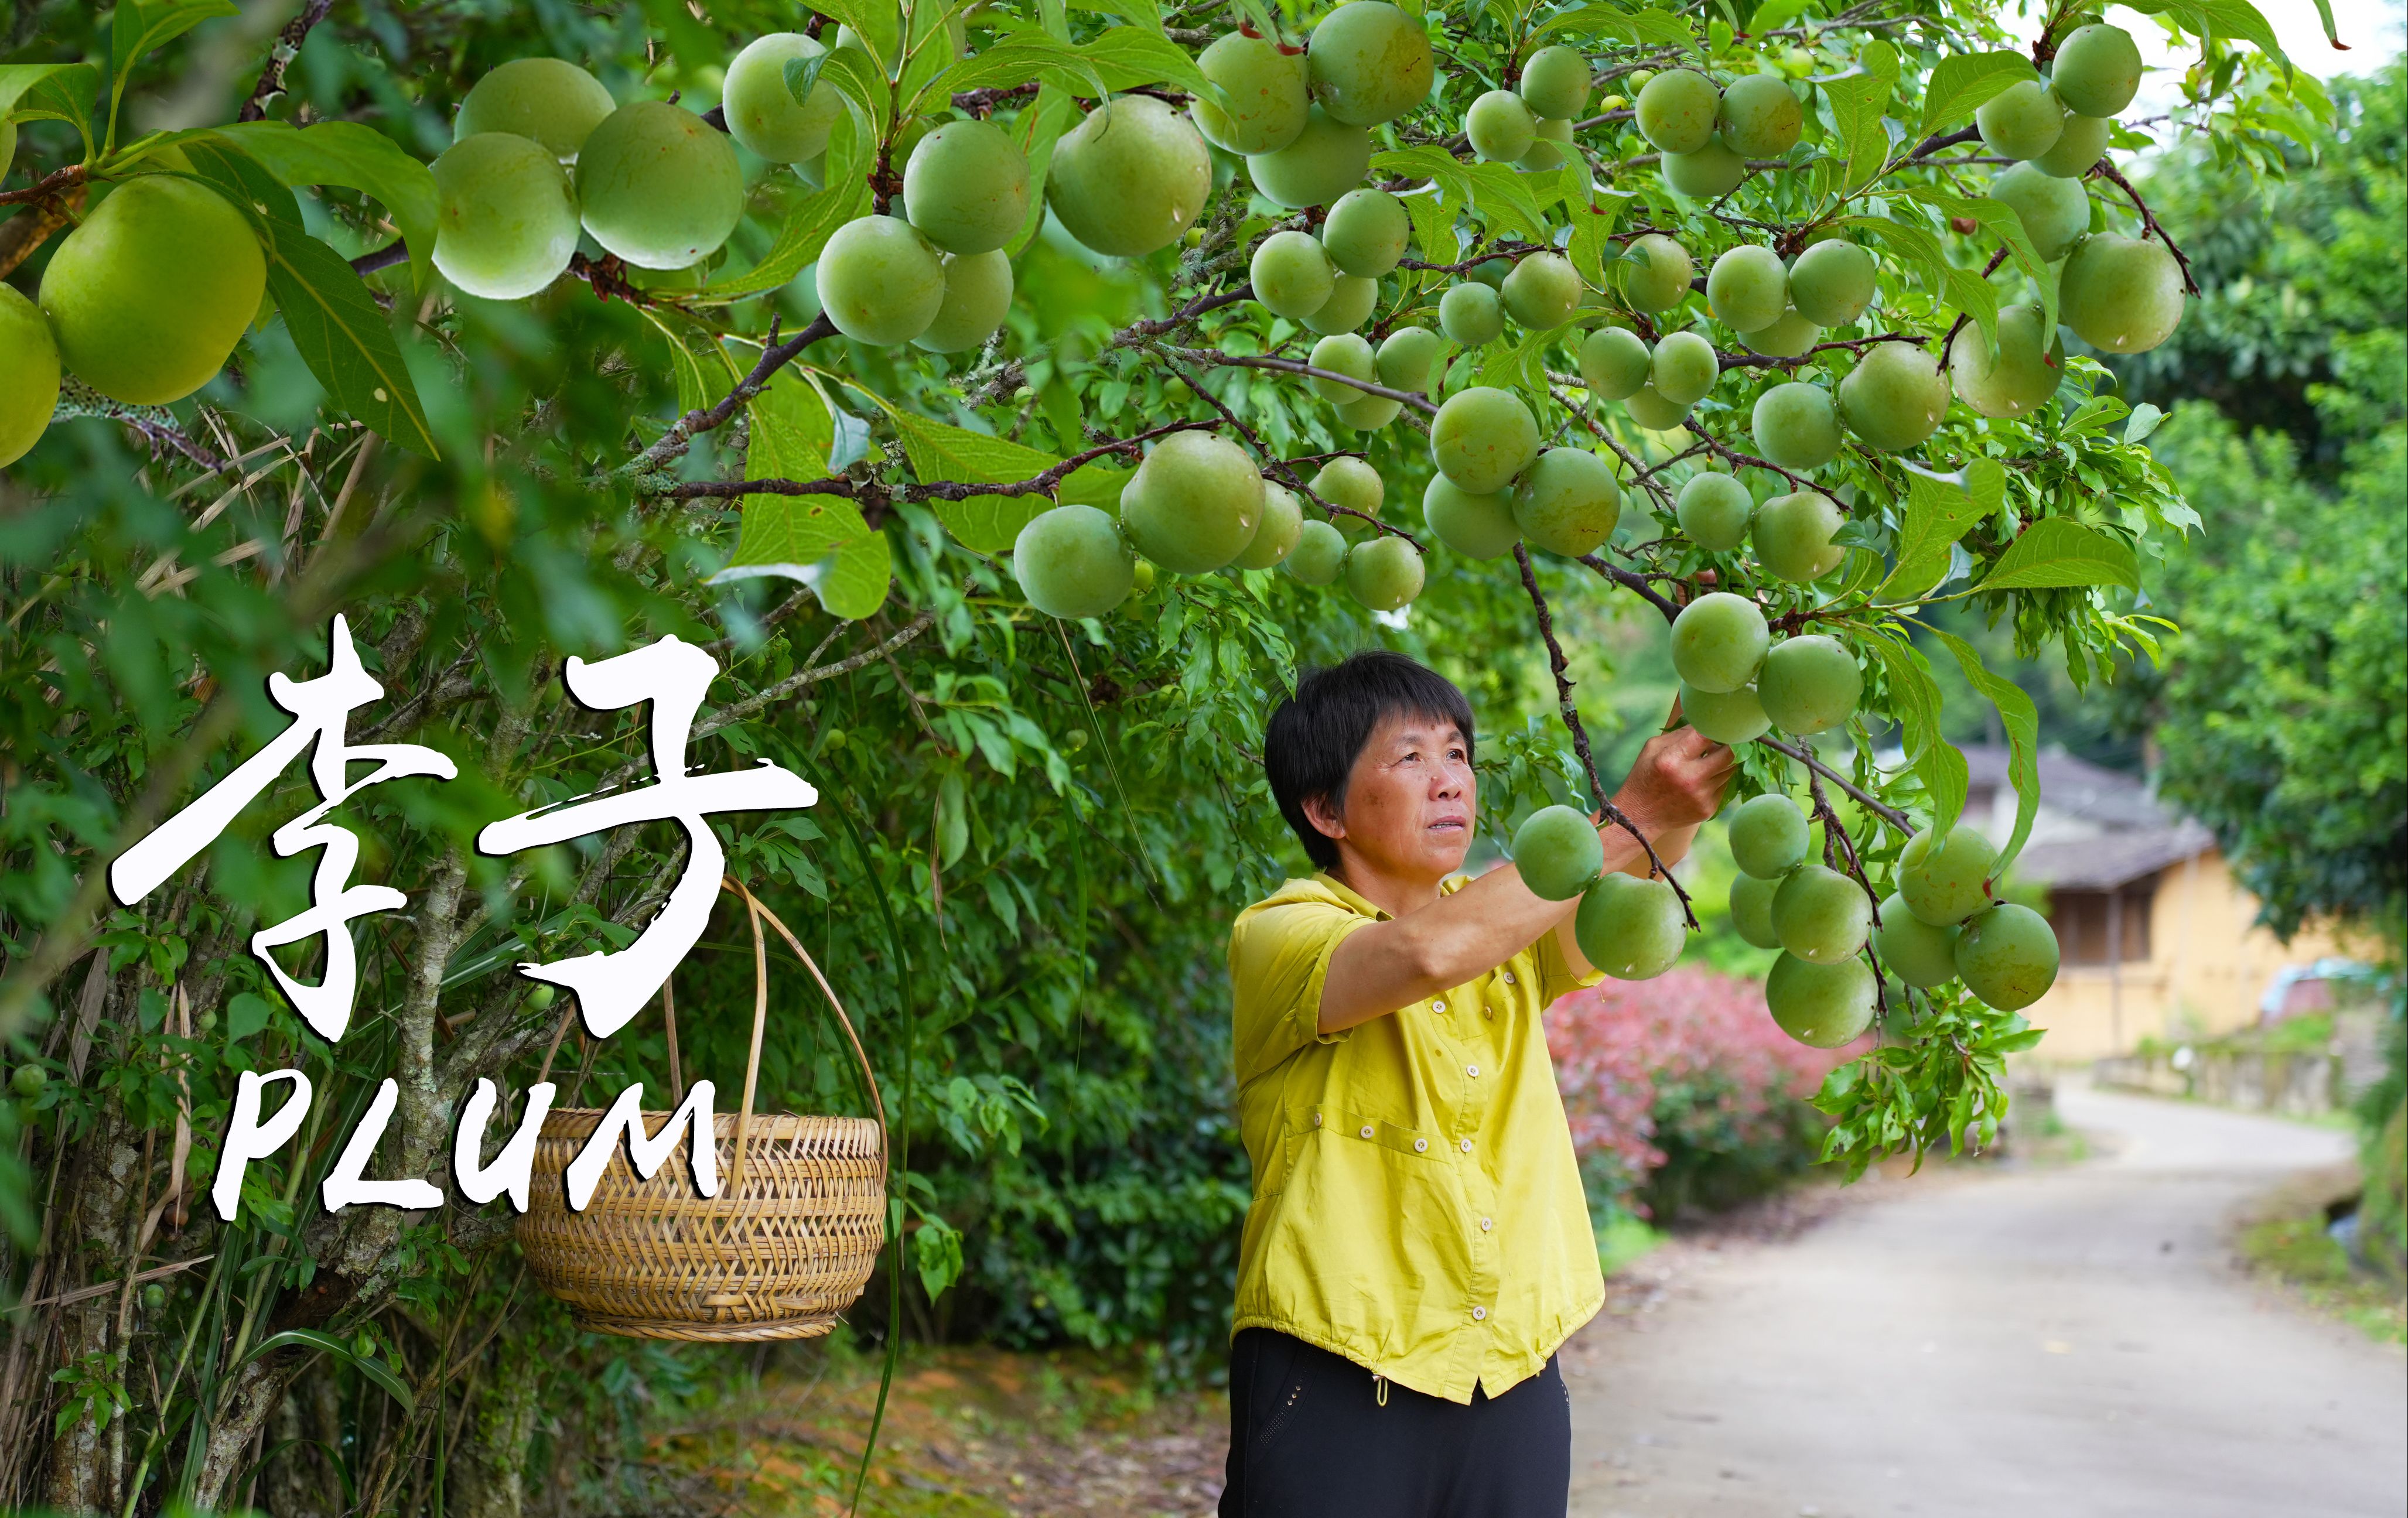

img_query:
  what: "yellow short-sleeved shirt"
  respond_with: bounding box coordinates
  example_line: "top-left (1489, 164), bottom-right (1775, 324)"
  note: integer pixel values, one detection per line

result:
top-left (1227, 871), bottom-right (1607, 1405)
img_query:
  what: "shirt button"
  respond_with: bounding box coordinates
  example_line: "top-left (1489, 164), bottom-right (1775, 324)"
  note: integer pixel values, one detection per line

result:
top-left (1502, 970), bottom-right (1516, 986)
top-left (1466, 1064), bottom-right (1480, 1078)
top-left (1360, 1124), bottom-right (1375, 1139)
top-left (1312, 1112), bottom-right (1323, 1127)
top-left (1471, 1306), bottom-right (1487, 1322)
top-left (1459, 1138), bottom-right (1473, 1153)
top-left (1413, 1138), bottom-right (1428, 1153)
top-left (1432, 999), bottom-right (1445, 1013)
top-left (1480, 1217), bottom-right (1493, 1232)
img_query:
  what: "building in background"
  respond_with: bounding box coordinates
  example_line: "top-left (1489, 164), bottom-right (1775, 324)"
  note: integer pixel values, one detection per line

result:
top-left (1950, 747), bottom-right (2366, 1062)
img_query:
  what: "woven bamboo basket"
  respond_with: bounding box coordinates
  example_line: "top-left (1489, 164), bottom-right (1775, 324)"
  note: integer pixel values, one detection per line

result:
top-left (517, 877), bottom-right (886, 1341)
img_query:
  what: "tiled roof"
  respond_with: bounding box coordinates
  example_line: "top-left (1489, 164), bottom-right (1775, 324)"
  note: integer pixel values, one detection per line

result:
top-left (2011, 819), bottom-right (2218, 891)
top-left (1959, 744), bottom-right (2173, 830)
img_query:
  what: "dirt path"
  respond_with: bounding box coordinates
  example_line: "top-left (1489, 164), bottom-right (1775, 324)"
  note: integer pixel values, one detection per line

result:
top-left (1563, 1081), bottom-right (2408, 1518)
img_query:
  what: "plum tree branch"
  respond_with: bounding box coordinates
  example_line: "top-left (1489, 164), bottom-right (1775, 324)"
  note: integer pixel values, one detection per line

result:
top-left (1162, 353), bottom-right (1424, 548)
top-left (651, 419), bottom-right (1214, 505)
top-left (1512, 543), bottom-right (1697, 926)
top-left (1761, 736), bottom-right (1914, 832)
top-left (625, 312), bottom-right (841, 473)
top-left (1156, 345), bottom-right (1442, 415)
top-left (237, 0), bottom-right (336, 122)
top-left (2091, 159), bottom-right (2202, 295)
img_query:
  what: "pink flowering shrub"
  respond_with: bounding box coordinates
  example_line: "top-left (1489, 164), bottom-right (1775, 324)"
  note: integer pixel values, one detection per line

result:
top-left (1548, 968), bottom-right (1868, 1221)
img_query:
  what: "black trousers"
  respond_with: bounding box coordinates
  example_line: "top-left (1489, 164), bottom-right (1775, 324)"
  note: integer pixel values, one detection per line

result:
top-left (1218, 1328), bottom-right (1572, 1518)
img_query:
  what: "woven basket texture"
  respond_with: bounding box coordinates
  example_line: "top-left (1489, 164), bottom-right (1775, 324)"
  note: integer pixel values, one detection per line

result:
top-left (517, 1106), bottom-right (885, 1342)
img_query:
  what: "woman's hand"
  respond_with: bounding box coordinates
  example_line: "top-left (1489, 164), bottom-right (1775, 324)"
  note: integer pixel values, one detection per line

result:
top-left (1610, 726), bottom-right (1736, 837)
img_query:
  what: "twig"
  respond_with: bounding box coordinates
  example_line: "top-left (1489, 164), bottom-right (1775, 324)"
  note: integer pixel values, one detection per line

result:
top-left (1574, 553), bottom-right (1683, 621)
top-left (694, 603), bottom-right (942, 739)
top-left (0, 162), bottom-right (84, 208)
top-left (1159, 345), bottom-right (1440, 414)
top-left (1942, 248), bottom-right (2014, 346)
top-left (1802, 763), bottom-right (1891, 1023)
top-left (627, 312), bottom-right (841, 472)
top-left (653, 419), bottom-right (1215, 504)
top-left (236, 0), bottom-right (336, 122)
top-left (1512, 544), bottom-right (1697, 926)
top-left (1759, 735), bottom-right (1914, 833)
top-left (2091, 160), bottom-right (2201, 295)
top-left (1164, 354), bottom-right (1423, 548)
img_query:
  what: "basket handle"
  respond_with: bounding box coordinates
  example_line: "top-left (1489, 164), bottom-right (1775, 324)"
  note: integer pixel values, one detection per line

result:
top-left (720, 874), bottom-right (887, 1193)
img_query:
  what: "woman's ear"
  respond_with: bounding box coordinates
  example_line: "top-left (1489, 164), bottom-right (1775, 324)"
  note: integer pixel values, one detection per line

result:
top-left (1300, 791), bottom-right (1345, 842)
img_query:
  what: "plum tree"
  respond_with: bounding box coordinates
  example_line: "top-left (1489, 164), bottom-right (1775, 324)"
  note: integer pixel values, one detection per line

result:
top-left (454, 57), bottom-right (617, 160)
top-left (1772, 864), bottom-right (1873, 963)
top-left (1837, 340), bottom-right (1950, 452)
top-left (1675, 470), bottom-right (1753, 550)
top-left (1949, 302), bottom-right (2063, 418)
top-left (1576, 873), bottom-right (1688, 980)
top-left (2050, 22), bottom-right (2142, 118)
top-left (1377, 325), bottom-right (1443, 393)
top-left (1235, 482), bottom-right (1305, 569)
top-left (1284, 519), bottom-right (1348, 584)
top-left (1303, 273), bottom-right (1379, 334)
top-left (1050, 95), bottom-right (1214, 257)
top-left (1623, 381), bottom-right (1691, 430)
top-left (1756, 635), bottom-right (1861, 734)
top-left (1119, 430), bottom-right (1266, 572)
top-left (1430, 387), bottom-right (1540, 493)
top-left (1730, 871), bottom-right (1783, 949)
top-left (1466, 89), bottom-right (1538, 163)
top-left (1707, 244), bottom-right (1788, 334)
top-left (1738, 305), bottom-right (1820, 357)
top-left (1986, 161), bottom-right (2090, 261)
top-left (1750, 381), bottom-right (1840, 471)
top-left (1767, 954), bottom-right (1876, 1047)
top-left (913, 249), bottom-right (1014, 353)
top-left (1680, 681), bottom-right (1770, 744)
top-left (1975, 78), bottom-right (2066, 161)
top-left (1751, 488), bottom-right (1845, 583)
top-left (2032, 110), bottom-right (2109, 177)
top-left (1321, 188), bottom-right (1409, 277)
top-left (1249, 104), bottom-right (1372, 210)
top-left (1514, 804), bottom-right (1604, 900)
top-left (1619, 233), bottom-right (1692, 312)
top-left (1897, 826), bottom-right (1997, 926)
top-left (1727, 793), bottom-right (1810, 878)
top-left (817, 215), bottom-right (948, 344)
top-left (1719, 73), bottom-right (1801, 157)
top-left (1307, 1), bottom-right (1434, 128)
top-left (1579, 326), bottom-right (1651, 399)
top-left (1649, 330), bottom-right (1720, 406)
top-left (1668, 591), bottom-right (1768, 694)
top-left (576, 101), bottom-right (744, 268)
top-left (1014, 504), bottom-right (1135, 618)
top-left (1953, 903), bottom-right (2060, 1011)
top-left (1635, 67), bottom-right (1720, 153)
top-left (1252, 229), bottom-right (1337, 319)
top-left (1501, 252), bottom-right (1580, 330)
top-left (1511, 447), bottom-right (1620, 556)
top-left (1345, 535), bottom-right (1424, 610)
top-left (1519, 45), bottom-right (1590, 119)
top-left (0, 285), bottom-right (59, 469)
top-left (1786, 238), bottom-right (1875, 327)
top-left (1662, 139), bottom-right (1745, 199)
top-left (2060, 234), bottom-right (2187, 354)
top-left (1191, 29), bottom-right (1311, 154)
top-left (39, 176), bottom-right (264, 405)
top-left (1874, 894), bottom-right (1960, 989)
top-left (431, 133), bottom-right (580, 301)
top-left (722, 33), bottom-right (842, 164)
top-left (903, 120), bottom-right (1031, 255)
top-left (1307, 333), bottom-right (1377, 404)
top-left (1423, 476), bottom-right (1521, 559)
top-left (1311, 456), bottom-right (1384, 539)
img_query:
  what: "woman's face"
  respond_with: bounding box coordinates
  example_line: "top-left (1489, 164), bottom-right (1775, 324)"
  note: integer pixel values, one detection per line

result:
top-left (1307, 711), bottom-right (1478, 882)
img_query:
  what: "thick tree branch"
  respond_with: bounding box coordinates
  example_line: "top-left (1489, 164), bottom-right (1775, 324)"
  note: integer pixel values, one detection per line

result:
top-left (237, 0), bottom-right (337, 122)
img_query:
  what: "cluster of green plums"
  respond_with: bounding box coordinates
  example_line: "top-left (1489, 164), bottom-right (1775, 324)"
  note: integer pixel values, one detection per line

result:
top-left (1669, 590), bottom-right (1861, 744)
top-left (1511, 804), bottom-right (1692, 982)
top-left (1721, 794), bottom-right (2061, 1045)
top-left (1012, 433), bottom-right (1424, 620)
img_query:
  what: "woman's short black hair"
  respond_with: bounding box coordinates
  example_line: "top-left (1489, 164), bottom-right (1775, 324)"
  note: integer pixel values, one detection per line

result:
top-left (1263, 651), bottom-right (1475, 871)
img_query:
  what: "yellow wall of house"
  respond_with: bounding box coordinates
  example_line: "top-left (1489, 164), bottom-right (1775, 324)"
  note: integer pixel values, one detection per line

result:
top-left (2024, 847), bottom-right (2367, 1064)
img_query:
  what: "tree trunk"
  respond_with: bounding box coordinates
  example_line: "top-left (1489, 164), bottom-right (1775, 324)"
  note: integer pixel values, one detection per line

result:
top-left (453, 1343), bottom-right (544, 1518)
top-left (190, 1359), bottom-right (303, 1512)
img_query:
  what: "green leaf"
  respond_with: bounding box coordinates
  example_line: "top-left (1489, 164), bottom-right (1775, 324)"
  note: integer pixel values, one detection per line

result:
top-left (2123, 0), bottom-right (2291, 70)
top-left (110, 1), bottom-right (239, 146)
top-left (1087, 29), bottom-right (1214, 95)
top-left (243, 1329), bottom-right (415, 1413)
top-left (225, 992), bottom-right (275, 1040)
top-left (1976, 517), bottom-right (2140, 591)
top-left (818, 529), bottom-right (893, 620)
top-left (1524, 2), bottom-right (1694, 49)
top-left (1476, 324), bottom-right (1557, 393)
top-left (717, 374), bottom-right (866, 582)
top-left (889, 409), bottom-right (1062, 487)
top-left (1821, 40), bottom-right (1900, 192)
top-left (701, 176), bottom-right (873, 300)
top-left (169, 136), bottom-right (303, 232)
top-left (1864, 630), bottom-right (1967, 829)
top-left (925, 28), bottom-right (1108, 105)
top-left (0, 61), bottom-right (100, 132)
top-left (204, 122), bottom-right (440, 291)
top-left (1917, 50), bottom-right (2038, 137)
top-left (1928, 627), bottom-right (2040, 864)
top-left (258, 219), bottom-right (439, 457)
top-left (2123, 402), bottom-right (2165, 445)
top-left (1880, 470), bottom-right (1990, 601)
